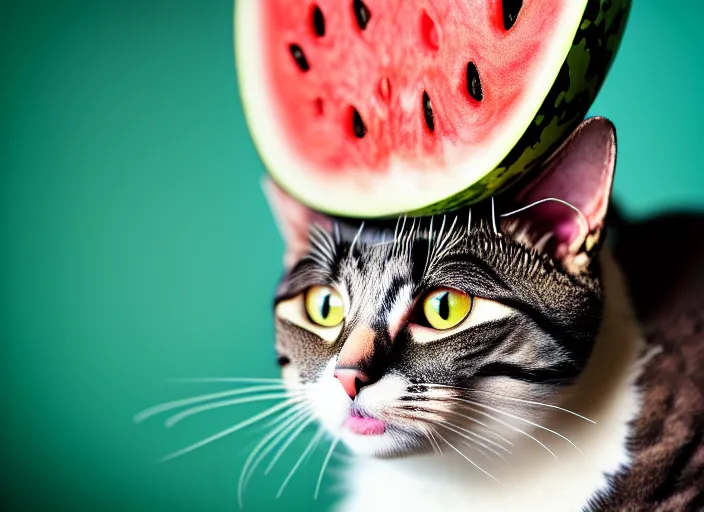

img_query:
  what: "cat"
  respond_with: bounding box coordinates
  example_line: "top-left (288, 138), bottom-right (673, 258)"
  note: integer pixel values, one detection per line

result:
top-left (264, 117), bottom-right (704, 512)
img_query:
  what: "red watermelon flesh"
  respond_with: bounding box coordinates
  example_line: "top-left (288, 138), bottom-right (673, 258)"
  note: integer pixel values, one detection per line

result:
top-left (237, 0), bottom-right (589, 217)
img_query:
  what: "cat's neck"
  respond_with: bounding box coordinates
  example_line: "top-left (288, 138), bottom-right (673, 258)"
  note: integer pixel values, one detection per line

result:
top-left (337, 248), bottom-right (654, 512)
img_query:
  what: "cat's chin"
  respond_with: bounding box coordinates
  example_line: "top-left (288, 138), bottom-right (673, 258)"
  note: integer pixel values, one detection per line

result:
top-left (340, 425), bottom-right (431, 459)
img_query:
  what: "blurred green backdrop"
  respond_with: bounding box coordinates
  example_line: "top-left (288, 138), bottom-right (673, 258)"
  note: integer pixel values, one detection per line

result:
top-left (1, 0), bottom-right (703, 510)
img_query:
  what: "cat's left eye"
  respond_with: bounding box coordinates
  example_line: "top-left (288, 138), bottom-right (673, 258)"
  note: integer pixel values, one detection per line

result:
top-left (421, 288), bottom-right (473, 330)
top-left (305, 285), bottom-right (345, 327)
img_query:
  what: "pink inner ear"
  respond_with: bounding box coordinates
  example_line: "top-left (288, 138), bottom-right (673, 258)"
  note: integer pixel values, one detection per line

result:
top-left (511, 117), bottom-right (616, 253)
top-left (262, 178), bottom-right (332, 267)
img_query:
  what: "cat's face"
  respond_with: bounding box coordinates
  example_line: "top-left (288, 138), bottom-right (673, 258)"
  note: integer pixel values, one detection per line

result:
top-left (267, 118), bottom-right (616, 458)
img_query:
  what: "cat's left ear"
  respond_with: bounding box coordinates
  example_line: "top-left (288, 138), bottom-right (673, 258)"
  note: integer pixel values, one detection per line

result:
top-left (262, 178), bottom-right (333, 269)
top-left (500, 116), bottom-right (616, 273)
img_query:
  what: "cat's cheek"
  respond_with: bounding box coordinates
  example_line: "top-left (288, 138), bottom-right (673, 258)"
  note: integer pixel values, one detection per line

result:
top-left (281, 362), bottom-right (300, 384)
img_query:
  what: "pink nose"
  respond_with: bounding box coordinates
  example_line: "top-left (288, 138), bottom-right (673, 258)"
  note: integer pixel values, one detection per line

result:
top-left (333, 368), bottom-right (370, 399)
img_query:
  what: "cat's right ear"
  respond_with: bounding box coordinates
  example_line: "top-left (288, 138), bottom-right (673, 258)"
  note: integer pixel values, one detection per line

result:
top-left (499, 116), bottom-right (617, 274)
top-left (262, 178), bottom-right (333, 269)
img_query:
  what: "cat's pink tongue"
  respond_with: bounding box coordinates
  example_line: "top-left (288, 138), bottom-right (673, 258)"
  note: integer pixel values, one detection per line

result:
top-left (345, 414), bottom-right (386, 436)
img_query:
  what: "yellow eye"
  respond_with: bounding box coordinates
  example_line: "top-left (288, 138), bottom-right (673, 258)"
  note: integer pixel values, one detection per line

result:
top-left (305, 285), bottom-right (345, 327)
top-left (422, 288), bottom-right (473, 330)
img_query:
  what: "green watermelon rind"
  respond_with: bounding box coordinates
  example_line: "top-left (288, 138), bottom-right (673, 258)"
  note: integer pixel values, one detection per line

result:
top-left (411, 0), bottom-right (632, 216)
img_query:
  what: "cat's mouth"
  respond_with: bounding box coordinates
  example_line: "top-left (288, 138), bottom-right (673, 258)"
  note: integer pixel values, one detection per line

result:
top-left (344, 410), bottom-right (386, 436)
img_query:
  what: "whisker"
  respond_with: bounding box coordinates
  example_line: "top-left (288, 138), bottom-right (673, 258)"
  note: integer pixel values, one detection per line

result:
top-left (262, 401), bottom-right (307, 427)
top-left (407, 399), bottom-right (514, 446)
top-left (265, 414), bottom-right (317, 475)
top-left (432, 215), bottom-right (447, 264)
top-left (436, 419), bottom-right (512, 455)
top-left (276, 428), bottom-right (326, 499)
top-left (427, 217), bottom-right (463, 273)
top-left (349, 222), bottom-right (365, 255)
top-left (394, 404), bottom-right (503, 452)
top-left (404, 218), bottom-right (417, 261)
top-left (307, 252), bottom-right (332, 269)
top-left (310, 224), bottom-right (335, 254)
top-left (331, 450), bottom-right (353, 463)
top-left (237, 404), bottom-right (311, 509)
top-left (437, 422), bottom-right (509, 463)
top-left (435, 431), bottom-right (499, 483)
top-left (460, 440), bottom-right (495, 463)
top-left (157, 397), bottom-right (302, 463)
top-left (243, 406), bottom-right (312, 490)
top-left (423, 215), bottom-right (435, 276)
top-left (445, 402), bottom-right (558, 459)
top-left (392, 215), bottom-right (409, 258)
top-left (500, 197), bottom-right (590, 236)
top-left (447, 410), bottom-right (515, 447)
top-left (164, 392), bottom-right (305, 428)
top-left (393, 216), bottom-right (402, 246)
top-left (483, 429), bottom-right (514, 444)
top-left (134, 384), bottom-right (294, 424)
top-left (427, 429), bottom-right (443, 455)
top-left (447, 396), bottom-right (583, 454)
top-left (164, 377), bottom-right (287, 384)
top-left (491, 197), bottom-right (499, 235)
top-left (314, 436), bottom-right (341, 500)
top-left (424, 384), bottom-right (595, 424)
top-left (398, 408), bottom-right (504, 461)
top-left (309, 227), bottom-right (337, 265)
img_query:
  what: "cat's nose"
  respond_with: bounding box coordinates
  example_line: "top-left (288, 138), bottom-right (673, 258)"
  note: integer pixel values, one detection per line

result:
top-left (333, 368), bottom-right (370, 399)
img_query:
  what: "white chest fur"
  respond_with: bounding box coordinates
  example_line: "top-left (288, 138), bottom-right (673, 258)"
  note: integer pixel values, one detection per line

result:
top-left (337, 251), bottom-right (653, 512)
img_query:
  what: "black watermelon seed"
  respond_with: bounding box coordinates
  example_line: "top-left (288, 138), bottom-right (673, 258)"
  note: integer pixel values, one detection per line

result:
top-left (422, 91), bottom-right (434, 132)
top-left (466, 62), bottom-right (483, 101)
top-left (352, 107), bottom-right (367, 138)
top-left (353, 0), bottom-right (371, 30)
top-left (502, 0), bottom-right (523, 30)
top-left (312, 5), bottom-right (325, 37)
top-left (289, 44), bottom-right (310, 72)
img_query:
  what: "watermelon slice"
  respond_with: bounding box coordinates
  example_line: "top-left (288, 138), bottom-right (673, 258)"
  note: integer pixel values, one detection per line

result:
top-left (235, 0), bottom-right (630, 218)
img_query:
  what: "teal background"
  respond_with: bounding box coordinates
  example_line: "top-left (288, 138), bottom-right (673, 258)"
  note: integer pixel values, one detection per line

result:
top-left (1, 0), bottom-right (703, 510)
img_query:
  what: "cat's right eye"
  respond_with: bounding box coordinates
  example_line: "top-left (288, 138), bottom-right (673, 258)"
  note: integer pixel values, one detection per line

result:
top-left (305, 285), bottom-right (345, 327)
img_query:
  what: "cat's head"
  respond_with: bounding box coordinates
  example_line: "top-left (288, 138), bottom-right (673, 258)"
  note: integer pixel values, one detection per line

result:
top-left (266, 117), bottom-right (616, 458)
